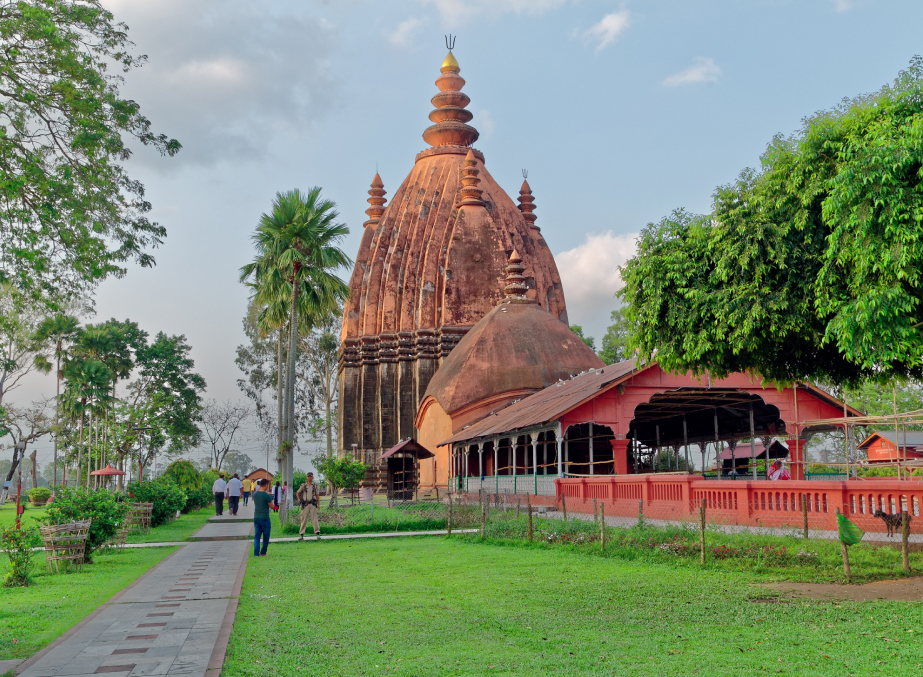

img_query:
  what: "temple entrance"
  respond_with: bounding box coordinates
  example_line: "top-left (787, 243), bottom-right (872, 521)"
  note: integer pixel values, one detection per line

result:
top-left (628, 388), bottom-right (785, 477)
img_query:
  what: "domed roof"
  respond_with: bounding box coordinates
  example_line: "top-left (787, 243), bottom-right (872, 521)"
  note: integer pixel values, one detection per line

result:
top-left (341, 49), bottom-right (567, 343)
top-left (422, 253), bottom-right (604, 417)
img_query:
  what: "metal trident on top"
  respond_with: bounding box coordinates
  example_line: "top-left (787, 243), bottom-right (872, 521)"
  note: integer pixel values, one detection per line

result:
top-left (445, 34), bottom-right (456, 51)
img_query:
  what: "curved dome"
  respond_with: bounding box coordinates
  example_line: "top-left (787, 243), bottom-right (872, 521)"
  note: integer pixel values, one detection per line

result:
top-left (423, 294), bottom-right (604, 418)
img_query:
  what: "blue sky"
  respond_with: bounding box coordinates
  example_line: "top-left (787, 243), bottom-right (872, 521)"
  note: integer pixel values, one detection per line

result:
top-left (16, 0), bottom-right (923, 467)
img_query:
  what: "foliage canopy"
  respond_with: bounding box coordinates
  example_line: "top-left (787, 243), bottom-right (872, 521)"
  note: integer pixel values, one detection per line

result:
top-left (620, 58), bottom-right (923, 385)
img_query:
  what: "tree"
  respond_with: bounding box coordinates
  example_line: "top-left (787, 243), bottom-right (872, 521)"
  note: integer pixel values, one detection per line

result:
top-left (0, 398), bottom-right (53, 503)
top-left (569, 326), bottom-right (595, 352)
top-left (222, 450), bottom-right (254, 477)
top-left (299, 313), bottom-right (340, 457)
top-left (599, 308), bottom-right (634, 365)
top-left (33, 314), bottom-right (81, 488)
top-left (239, 188), bottom-right (351, 506)
top-left (620, 58), bottom-right (923, 386)
top-left (0, 285), bottom-right (48, 405)
top-left (0, 0), bottom-right (180, 305)
top-left (200, 400), bottom-right (250, 472)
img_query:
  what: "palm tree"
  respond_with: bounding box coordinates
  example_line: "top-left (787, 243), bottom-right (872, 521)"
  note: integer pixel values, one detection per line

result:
top-left (62, 358), bottom-right (114, 488)
top-left (240, 188), bottom-right (351, 505)
top-left (33, 315), bottom-right (81, 489)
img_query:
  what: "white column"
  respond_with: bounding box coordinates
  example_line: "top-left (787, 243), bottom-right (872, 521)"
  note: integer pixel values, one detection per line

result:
top-left (542, 433), bottom-right (548, 475)
top-left (478, 442), bottom-right (484, 478)
top-left (556, 423), bottom-right (564, 477)
top-left (530, 432), bottom-right (538, 475)
top-left (589, 422), bottom-right (595, 476)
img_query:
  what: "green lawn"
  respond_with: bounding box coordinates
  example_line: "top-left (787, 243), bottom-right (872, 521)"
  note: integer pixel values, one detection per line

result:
top-left (0, 504), bottom-right (47, 529)
top-left (225, 537), bottom-right (923, 676)
top-left (0, 546), bottom-right (176, 660)
top-left (126, 507), bottom-right (212, 543)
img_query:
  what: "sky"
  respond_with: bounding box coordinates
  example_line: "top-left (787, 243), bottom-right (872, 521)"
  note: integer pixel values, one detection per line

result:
top-left (11, 0), bottom-right (923, 472)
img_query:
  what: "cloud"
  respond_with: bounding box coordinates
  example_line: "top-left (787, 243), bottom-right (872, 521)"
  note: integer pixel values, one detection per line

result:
top-left (556, 231), bottom-right (637, 337)
top-left (661, 57), bottom-right (721, 87)
top-left (101, 0), bottom-right (340, 169)
top-left (388, 18), bottom-right (425, 49)
top-left (475, 109), bottom-right (495, 139)
top-left (584, 10), bottom-right (631, 53)
top-left (832, 0), bottom-right (854, 11)
top-left (420, 0), bottom-right (569, 25)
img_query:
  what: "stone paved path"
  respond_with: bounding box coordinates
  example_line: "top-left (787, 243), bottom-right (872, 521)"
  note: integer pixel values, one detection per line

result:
top-left (17, 541), bottom-right (247, 677)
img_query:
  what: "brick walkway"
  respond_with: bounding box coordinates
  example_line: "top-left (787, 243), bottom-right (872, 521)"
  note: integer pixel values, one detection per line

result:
top-left (16, 541), bottom-right (248, 677)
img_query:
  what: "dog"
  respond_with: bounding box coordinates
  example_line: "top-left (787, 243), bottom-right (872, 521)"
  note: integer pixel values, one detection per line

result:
top-left (874, 509), bottom-right (911, 537)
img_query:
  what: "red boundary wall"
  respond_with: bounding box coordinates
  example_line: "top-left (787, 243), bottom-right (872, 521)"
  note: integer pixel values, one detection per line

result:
top-left (460, 476), bottom-right (923, 534)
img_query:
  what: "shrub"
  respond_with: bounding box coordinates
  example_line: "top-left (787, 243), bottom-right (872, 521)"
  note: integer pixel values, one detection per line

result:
top-left (181, 470), bottom-right (219, 513)
top-left (0, 526), bottom-right (41, 587)
top-left (43, 488), bottom-right (129, 562)
top-left (162, 460), bottom-right (202, 493)
top-left (28, 486), bottom-right (52, 504)
top-left (127, 478), bottom-right (187, 527)
top-left (292, 471), bottom-right (307, 498)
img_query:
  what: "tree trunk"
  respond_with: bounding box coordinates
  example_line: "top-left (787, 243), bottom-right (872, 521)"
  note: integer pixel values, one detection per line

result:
top-left (277, 328), bottom-right (284, 473)
top-left (76, 407), bottom-right (84, 489)
top-left (53, 354), bottom-right (60, 490)
top-left (326, 397), bottom-right (332, 458)
top-left (283, 276), bottom-right (299, 519)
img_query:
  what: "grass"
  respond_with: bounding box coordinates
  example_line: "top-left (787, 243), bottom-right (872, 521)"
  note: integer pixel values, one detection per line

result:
top-left (0, 546), bottom-right (176, 660)
top-left (125, 507), bottom-right (212, 544)
top-left (225, 536), bottom-right (923, 676)
top-left (0, 504), bottom-right (47, 529)
top-left (268, 502), bottom-right (479, 536)
top-left (486, 512), bottom-right (923, 584)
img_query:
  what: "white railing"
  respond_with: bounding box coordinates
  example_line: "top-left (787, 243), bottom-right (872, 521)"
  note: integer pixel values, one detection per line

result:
top-left (458, 475), bottom-right (557, 497)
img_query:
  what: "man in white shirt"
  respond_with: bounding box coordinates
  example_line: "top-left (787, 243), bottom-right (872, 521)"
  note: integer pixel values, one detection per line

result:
top-left (226, 473), bottom-right (243, 516)
top-left (212, 473), bottom-right (228, 516)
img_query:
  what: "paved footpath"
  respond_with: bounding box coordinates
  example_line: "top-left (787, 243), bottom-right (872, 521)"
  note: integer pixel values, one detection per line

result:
top-left (16, 541), bottom-right (248, 677)
top-left (189, 500), bottom-right (254, 541)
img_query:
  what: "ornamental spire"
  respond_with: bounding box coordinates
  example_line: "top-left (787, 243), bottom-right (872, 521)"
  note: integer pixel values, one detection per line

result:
top-left (518, 175), bottom-right (539, 232)
top-left (363, 173), bottom-right (387, 228)
top-left (502, 250), bottom-right (529, 301)
top-left (457, 149), bottom-right (485, 208)
top-left (423, 40), bottom-right (479, 149)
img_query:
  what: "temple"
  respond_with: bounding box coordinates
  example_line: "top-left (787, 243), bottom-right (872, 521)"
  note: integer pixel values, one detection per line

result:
top-left (338, 45), bottom-right (865, 497)
top-left (338, 47), bottom-right (571, 487)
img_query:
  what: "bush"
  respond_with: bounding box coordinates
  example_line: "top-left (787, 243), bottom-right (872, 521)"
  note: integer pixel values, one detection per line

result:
top-left (181, 470), bottom-right (219, 513)
top-left (292, 471), bottom-right (307, 498)
top-left (28, 486), bottom-right (52, 504)
top-left (127, 478), bottom-right (187, 527)
top-left (162, 459), bottom-right (202, 493)
top-left (43, 488), bottom-right (129, 562)
top-left (0, 526), bottom-right (41, 586)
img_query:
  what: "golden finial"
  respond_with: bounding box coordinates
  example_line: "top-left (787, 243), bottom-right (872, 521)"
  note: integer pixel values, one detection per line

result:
top-left (441, 35), bottom-right (459, 73)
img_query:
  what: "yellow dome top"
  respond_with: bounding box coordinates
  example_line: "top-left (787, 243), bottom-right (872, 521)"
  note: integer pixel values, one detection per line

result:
top-left (440, 51), bottom-right (460, 73)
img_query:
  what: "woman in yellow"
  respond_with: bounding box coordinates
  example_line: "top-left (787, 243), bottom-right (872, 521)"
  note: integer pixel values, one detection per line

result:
top-left (241, 477), bottom-right (253, 506)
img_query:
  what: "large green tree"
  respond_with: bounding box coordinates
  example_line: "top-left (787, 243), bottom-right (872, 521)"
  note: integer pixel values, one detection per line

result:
top-left (0, 0), bottom-right (179, 304)
top-left (599, 308), bottom-right (634, 365)
top-left (620, 58), bottom-right (923, 385)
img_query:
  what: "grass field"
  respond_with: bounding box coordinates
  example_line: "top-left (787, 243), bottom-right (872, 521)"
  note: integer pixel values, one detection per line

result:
top-left (0, 546), bottom-right (176, 660)
top-left (225, 536), bottom-right (922, 676)
top-left (126, 507), bottom-right (212, 543)
top-left (0, 504), bottom-right (47, 529)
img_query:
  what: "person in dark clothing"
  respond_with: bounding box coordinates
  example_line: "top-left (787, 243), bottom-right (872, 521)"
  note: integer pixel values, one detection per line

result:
top-left (252, 478), bottom-right (275, 556)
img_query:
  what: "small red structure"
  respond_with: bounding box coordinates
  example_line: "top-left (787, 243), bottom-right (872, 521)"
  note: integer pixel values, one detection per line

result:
top-left (89, 464), bottom-right (127, 476)
top-left (858, 431), bottom-right (923, 464)
top-left (243, 468), bottom-right (274, 484)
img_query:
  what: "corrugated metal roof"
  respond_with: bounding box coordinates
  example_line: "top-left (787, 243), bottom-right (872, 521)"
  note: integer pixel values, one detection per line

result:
top-left (440, 359), bottom-right (640, 445)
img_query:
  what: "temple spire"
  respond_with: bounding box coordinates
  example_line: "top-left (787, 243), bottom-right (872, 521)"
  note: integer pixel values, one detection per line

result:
top-left (363, 173), bottom-right (387, 228)
top-left (457, 149), bottom-right (485, 208)
top-left (502, 250), bottom-right (529, 301)
top-left (423, 45), bottom-right (479, 149)
top-left (518, 178), bottom-right (539, 232)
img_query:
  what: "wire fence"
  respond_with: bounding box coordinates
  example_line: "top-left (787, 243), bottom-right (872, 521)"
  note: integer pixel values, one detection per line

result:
top-left (277, 494), bottom-right (482, 535)
top-left (443, 489), bottom-right (921, 581)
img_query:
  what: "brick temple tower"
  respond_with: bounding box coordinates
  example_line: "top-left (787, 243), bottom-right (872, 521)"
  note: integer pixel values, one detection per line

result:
top-left (338, 46), bottom-right (570, 487)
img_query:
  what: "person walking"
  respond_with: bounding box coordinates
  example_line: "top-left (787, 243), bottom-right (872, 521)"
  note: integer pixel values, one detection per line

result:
top-left (296, 472), bottom-right (321, 541)
top-left (227, 473), bottom-right (243, 516)
top-left (272, 481), bottom-right (282, 511)
top-left (212, 473), bottom-right (227, 516)
top-left (252, 478), bottom-right (275, 557)
top-left (282, 481), bottom-right (289, 508)
top-left (242, 477), bottom-right (252, 506)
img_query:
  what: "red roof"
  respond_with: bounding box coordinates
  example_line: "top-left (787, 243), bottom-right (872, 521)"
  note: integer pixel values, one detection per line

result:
top-left (440, 359), bottom-right (638, 445)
